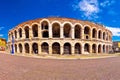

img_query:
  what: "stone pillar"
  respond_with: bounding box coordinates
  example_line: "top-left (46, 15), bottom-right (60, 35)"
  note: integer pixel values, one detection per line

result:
top-left (96, 31), bottom-right (98, 40)
top-left (90, 44), bottom-right (92, 54)
top-left (29, 43), bottom-right (32, 54)
top-left (17, 30), bottom-right (19, 39)
top-left (96, 45), bottom-right (98, 54)
top-left (49, 24), bottom-right (52, 38)
top-left (71, 27), bottom-right (74, 39)
top-left (38, 43), bottom-right (41, 54)
top-left (60, 26), bottom-right (63, 38)
top-left (38, 25), bottom-right (42, 39)
top-left (101, 45), bottom-right (103, 53)
top-left (101, 32), bottom-right (103, 40)
top-left (49, 46), bottom-right (52, 55)
top-left (81, 28), bottom-right (84, 39)
top-left (81, 44), bottom-right (84, 54)
top-left (22, 43), bottom-right (25, 54)
top-left (22, 30), bottom-right (25, 39)
top-left (17, 44), bottom-right (20, 53)
top-left (71, 46), bottom-right (74, 55)
top-left (60, 46), bottom-right (64, 55)
top-left (29, 28), bottom-right (33, 38)
top-left (90, 29), bottom-right (92, 40)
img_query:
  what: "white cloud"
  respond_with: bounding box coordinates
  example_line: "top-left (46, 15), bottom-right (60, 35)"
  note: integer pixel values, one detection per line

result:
top-left (72, 0), bottom-right (116, 19)
top-left (0, 34), bottom-right (3, 37)
top-left (0, 27), bottom-right (4, 30)
top-left (100, 0), bottom-right (115, 7)
top-left (106, 26), bottom-right (120, 36)
top-left (73, 0), bottom-right (99, 19)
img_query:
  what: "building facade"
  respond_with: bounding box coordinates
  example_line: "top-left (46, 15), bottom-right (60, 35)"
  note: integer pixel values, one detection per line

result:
top-left (113, 41), bottom-right (120, 53)
top-left (8, 17), bottom-right (112, 55)
top-left (0, 38), bottom-right (6, 51)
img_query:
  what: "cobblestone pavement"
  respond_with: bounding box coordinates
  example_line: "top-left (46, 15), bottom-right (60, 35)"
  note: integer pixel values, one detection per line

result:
top-left (0, 53), bottom-right (120, 80)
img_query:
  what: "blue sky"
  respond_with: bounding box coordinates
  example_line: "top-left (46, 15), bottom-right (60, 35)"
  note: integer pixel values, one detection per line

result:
top-left (0, 0), bottom-right (120, 41)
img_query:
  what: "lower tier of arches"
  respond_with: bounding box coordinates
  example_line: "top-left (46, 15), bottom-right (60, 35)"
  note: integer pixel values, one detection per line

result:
top-left (9, 42), bottom-right (112, 55)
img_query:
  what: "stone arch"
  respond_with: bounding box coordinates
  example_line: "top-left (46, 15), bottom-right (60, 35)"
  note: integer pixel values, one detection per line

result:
top-left (98, 44), bottom-right (102, 53)
top-left (103, 45), bottom-right (105, 53)
top-left (25, 43), bottom-right (29, 53)
top-left (32, 24), bottom-right (38, 37)
top-left (18, 28), bottom-right (22, 38)
top-left (18, 43), bottom-right (22, 53)
top-left (14, 30), bottom-right (17, 39)
top-left (84, 43), bottom-right (90, 54)
top-left (98, 30), bottom-right (102, 39)
top-left (103, 32), bottom-right (106, 40)
top-left (75, 43), bottom-right (81, 54)
top-left (64, 43), bottom-right (71, 54)
top-left (15, 44), bottom-right (17, 53)
top-left (63, 23), bottom-right (71, 38)
top-left (106, 33), bottom-right (108, 41)
top-left (52, 42), bottom-right (60, 54)
top-left (24, 26), bottom-right (29, 38)
top-left (92, 28), bottom-right (97, 38)
top-left (52, 23), bottom-right (60, 38)
top-left (41, 20), bottom-right (49, 38)
top-left (84, 26), bottom-right (90, 39)
top-left (92, 44), bottom-right (96, 53)
top-left (74, 25), bottom-right (81, 39)
top-left (32, 43), bottom-right (38, 54)
top-left (41, 42), bottom-right (49, 54)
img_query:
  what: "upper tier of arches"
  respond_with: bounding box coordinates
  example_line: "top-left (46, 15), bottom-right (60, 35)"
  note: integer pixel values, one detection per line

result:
top-left (8, 18), bottom-right (112, 42)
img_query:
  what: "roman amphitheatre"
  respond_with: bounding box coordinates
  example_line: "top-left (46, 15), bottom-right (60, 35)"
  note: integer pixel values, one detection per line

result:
top-left (8, 17), bottom-right (112, 57)
top-left (1, 17), bottom-right (120, 80)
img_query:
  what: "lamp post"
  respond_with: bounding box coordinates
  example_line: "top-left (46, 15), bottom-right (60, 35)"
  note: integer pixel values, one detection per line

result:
top-left (11, 35), bottom-right (14, 54)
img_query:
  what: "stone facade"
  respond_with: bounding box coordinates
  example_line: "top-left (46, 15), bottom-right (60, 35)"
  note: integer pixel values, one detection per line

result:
top-left (8, 17), bottom-right (112, 55)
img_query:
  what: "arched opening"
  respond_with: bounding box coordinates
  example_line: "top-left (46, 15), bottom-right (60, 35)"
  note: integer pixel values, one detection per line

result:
top-left (106, 33), bottom-right (108, 41)
top-left (14, 30), bottom-right (17, 39)
top-left (92, 44), bottom-right (96, 53)
top-left (25, 43), bottom-right (29, 53)
top-left (75, 43), bottom-right (81, 54)
top-left (32, 43), bottom-right (38, 54)
top-left (52, 23), bottom-right (60, 38)
top-left (84, 26), bottom-right (90, 39)
top-left (41, 21), bottom-right (49, 30)
top-left (52, 42), bottom-right (60, 54)
top-left (41, 21), bottom-right (49, 38)
top-left (15, 44), bottom-right (17, 53)
top-left (98, 30), bottom-right (102, 39)
top-left (64, 23), bottom-right (71, 38)
top-left (24, 26), bottom-right (29, 38)
top-left (106, 45), bottom-right (108, 53)
top-left (75, 25), bottom-right (81, 39)
top-left (42, 31), bottom-right (49, 38)
top-left (84, 43), bottom-right (90, 54)
top-left (19, 43), bottom-right (22, 53)
top-left (92, 28), bottom-right (97, 38)
top-left (103, 32), bottom-right (105, 40)
top-left (103, 45), bottom-right (105, 53)
top-left (41, 42), bottom-right (49, 54)
top-left (98, 44), bottom-right (102, 53)
top-left (32, 24), bottom-right (38, 37)
top-left (64, 43), bottom-right (71, 54)
top-left (18, 28), bottom-right (22, 38)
